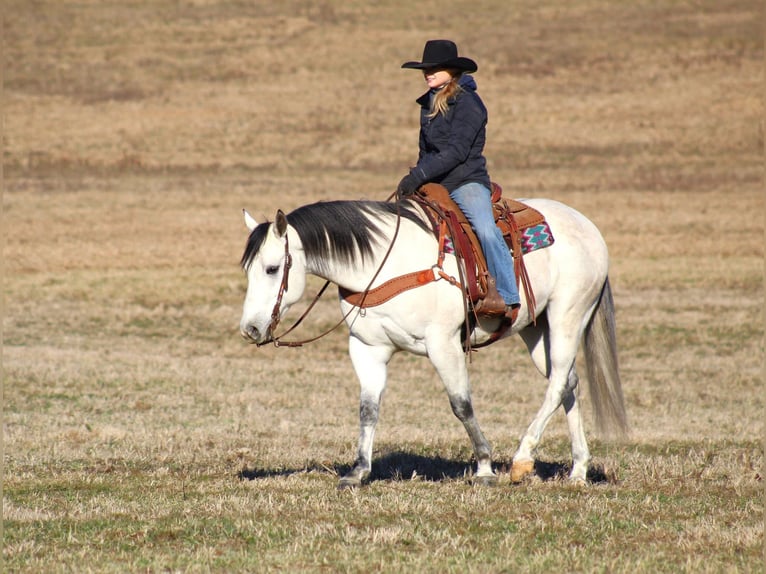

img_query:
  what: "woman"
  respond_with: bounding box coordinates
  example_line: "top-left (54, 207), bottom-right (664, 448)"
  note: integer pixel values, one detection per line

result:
top-left (397, 39), bottom-right (520, 321)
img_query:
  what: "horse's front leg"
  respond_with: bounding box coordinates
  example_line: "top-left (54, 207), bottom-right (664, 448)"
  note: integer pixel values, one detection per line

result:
top-left (338, 334), bottom-right (393, 489)
top-left (428, 331), bottom-right (497, 485)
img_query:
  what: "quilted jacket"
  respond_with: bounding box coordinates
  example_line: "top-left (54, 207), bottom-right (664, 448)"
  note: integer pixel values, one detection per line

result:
top-left (408, 74), bottom-right (491, 192)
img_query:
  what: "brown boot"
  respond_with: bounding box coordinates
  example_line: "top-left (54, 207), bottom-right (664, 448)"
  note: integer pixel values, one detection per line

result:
top-left (505, 304), bottom-right (520, 325)
top-left (474, 278), bottom-right (507, 317)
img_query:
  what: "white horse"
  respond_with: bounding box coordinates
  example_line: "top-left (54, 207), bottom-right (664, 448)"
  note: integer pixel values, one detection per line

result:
top-left (239, 197), bottom-right (627, 488)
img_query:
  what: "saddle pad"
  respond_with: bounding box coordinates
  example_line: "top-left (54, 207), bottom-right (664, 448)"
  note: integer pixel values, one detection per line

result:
top-left (492, 197), bottom-right (554, 255)
top-left (520, 222), bottom-right (554, 254)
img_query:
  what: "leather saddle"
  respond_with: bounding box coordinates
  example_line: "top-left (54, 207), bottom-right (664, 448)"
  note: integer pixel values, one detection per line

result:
top-left (415, 182), bottom-right (547, 322)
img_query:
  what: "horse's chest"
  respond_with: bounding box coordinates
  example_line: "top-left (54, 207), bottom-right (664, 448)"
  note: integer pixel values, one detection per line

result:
top-left (349, 314), bottom-right (429, 355)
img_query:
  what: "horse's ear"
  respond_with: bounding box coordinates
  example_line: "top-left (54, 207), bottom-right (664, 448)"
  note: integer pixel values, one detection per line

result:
top-left (243, 209), bottom-right (257, 232)
top-left (274, 209), bottom-right (288, 238)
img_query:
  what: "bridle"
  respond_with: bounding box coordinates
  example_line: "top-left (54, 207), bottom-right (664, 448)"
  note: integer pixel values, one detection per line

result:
top-left (256, 194), bottom-right (403, 348)
top-left (261, 230), bottom-right (293, 346)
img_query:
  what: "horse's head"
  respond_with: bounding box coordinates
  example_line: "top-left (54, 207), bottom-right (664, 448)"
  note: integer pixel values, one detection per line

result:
top-left (239, 209), bottom-right (307, 345)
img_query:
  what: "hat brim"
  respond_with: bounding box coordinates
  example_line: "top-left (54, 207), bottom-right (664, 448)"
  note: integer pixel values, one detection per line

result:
top-left (401, 57), bottom-right (477, 73)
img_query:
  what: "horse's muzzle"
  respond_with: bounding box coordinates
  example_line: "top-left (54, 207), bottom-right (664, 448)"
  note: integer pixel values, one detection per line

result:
top-left (240, 322), bottom-right (266, 345)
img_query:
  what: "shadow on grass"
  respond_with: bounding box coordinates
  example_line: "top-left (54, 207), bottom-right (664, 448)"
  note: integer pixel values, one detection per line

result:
top-left (533, 459), bottom-right (612, 484)
top-left (238, 451), bottom-right (613, 484)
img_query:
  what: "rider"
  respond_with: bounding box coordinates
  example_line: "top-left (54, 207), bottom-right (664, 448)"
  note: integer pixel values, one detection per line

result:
top-left (397, 39), bottom-right (520, 322)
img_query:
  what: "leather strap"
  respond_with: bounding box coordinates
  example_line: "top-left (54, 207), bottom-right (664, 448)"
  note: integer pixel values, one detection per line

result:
top-left (339, 268), bottom-right (438, 307)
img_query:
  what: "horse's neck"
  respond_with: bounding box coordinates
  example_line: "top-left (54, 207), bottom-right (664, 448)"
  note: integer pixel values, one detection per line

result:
top-left (304, 257), bottom-right (374, 291)
top-left (297, 236), bottom-right (395, 293)
top-left (295, 213), bottom-right (434, 292)
top-left (287, 234), bottom-right (363, 292)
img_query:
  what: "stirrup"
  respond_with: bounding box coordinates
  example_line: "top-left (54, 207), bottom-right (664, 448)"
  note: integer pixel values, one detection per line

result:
top-left (474, 278), bottom-right (506, 317)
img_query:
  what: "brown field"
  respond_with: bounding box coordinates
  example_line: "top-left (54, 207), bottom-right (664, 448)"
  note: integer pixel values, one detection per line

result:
top-left (2, 0), bottom-right (764, 572)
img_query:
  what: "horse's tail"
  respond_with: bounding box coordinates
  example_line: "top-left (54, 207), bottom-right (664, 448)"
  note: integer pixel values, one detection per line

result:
top-left (583, 276), bottom-right (628, 438)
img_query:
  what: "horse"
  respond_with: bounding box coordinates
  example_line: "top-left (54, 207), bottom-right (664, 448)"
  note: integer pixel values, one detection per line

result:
top-left (239, 197), bottom-right (627, 488)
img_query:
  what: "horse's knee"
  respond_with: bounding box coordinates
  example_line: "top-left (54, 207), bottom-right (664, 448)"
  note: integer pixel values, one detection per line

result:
top-left (558, 372), bottom-right (580, 412)
top-left (449, 396), bottom-right (474, 421)
top-left (565, 371), bottom-right (579, 393)
top-left (359, 398), bottom-right (379, 425)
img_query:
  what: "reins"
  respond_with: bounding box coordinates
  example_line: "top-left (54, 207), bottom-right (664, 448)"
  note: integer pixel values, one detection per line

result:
top-left (259, 191), bottom-right (403, 348)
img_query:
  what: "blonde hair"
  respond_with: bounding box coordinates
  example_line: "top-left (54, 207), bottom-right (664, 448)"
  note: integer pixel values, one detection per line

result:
top-left (428, 70), bottom-right (463, 119)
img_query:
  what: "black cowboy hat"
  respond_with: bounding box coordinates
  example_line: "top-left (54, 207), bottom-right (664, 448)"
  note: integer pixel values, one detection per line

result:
top-left (401, 39), bottom-right (478, 73)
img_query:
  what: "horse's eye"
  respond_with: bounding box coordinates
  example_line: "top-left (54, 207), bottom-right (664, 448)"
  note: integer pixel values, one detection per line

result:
top-left (265, 265), bottom-right (280, 275)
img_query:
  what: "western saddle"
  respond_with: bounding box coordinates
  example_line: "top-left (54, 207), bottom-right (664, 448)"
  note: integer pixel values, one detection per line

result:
top-left (339, 182), bottom-right (550, 346)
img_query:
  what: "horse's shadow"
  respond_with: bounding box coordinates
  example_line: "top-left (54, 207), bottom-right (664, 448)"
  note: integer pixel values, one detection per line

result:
top-left (238, 451), bottom-right (612, 484)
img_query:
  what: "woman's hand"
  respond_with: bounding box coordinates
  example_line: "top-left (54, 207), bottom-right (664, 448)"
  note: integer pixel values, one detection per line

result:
top-left (397, 173), bottom-right (419, 197)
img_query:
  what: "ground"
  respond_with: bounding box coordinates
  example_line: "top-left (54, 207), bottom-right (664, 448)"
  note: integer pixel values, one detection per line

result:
top-left (2, 1), bottom-right (763, 571)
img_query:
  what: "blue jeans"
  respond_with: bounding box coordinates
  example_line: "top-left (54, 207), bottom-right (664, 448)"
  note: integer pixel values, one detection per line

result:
top-left (450, 182), bottom-right (520, 306)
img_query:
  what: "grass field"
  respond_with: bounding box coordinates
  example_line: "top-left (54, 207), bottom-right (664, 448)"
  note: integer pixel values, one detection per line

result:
top-left (3, 0), bottom-right (764, 572)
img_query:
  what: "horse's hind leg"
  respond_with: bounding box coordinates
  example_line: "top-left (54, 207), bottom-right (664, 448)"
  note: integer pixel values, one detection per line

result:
top-left (428, 332), bottom-right (496, 485)
top-left (340, 335), bottom-right (394, 489)
top-left (561, 369), bottom-right (590, 482)
top-left (515, 321), bottom-right (590, 483)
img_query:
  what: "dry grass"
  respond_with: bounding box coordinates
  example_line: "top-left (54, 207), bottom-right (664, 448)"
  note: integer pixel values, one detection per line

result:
top-left (2, 0), bottom-right (764, 572)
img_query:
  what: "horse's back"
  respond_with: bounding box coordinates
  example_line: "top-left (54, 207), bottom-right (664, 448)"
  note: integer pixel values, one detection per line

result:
top-left (520, 197), bottom-right (609, 268)
top-left (514, 198), bottom-right (610, 320)
top-left (520, 197), bottom-right (606, 240)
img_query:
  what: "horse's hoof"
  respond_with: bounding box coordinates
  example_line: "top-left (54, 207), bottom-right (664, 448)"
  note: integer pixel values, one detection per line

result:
top-left (471, 474), bottom-right (499, 487)
top-left (569, 463), bottom-right (588, 485)
top-left (511, 459), bottom-right (535, 483)
top-left (569, 474), bottom-right (588, 486)
top-left (337, 476), bottom-right (362, 490)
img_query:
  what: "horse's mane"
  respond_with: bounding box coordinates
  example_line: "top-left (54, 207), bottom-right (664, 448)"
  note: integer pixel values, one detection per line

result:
top-left (240, 200), bottom-right (430, 271)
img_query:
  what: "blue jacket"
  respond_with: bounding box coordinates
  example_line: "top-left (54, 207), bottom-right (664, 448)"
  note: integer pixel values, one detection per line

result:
top-left (408, 75), bottom-right (491, 192)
